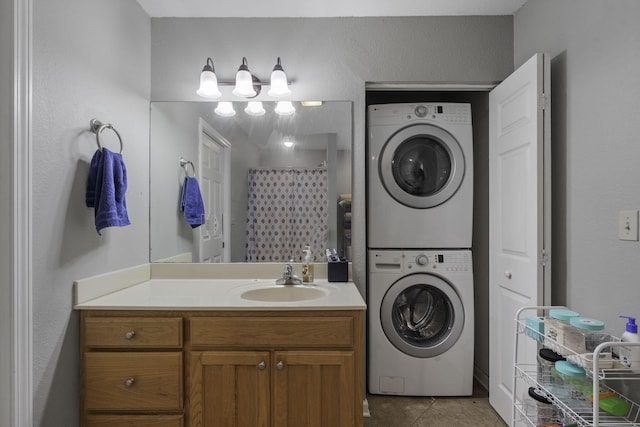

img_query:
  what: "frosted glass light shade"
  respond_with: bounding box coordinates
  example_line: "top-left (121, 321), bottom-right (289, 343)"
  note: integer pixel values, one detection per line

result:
top-left (268, 58), bottom-right (291, 97)
top-left (275, 101), bottom-right (295, 116)
top-left (283, 140), bottom-right (294, 148)
top-left (215, 101), bottom-right (236, 117)
top-left (232, 58), bottom-right (257, 97)
top-left (196, 70), bottom-right (221, 99)
top-left (245, 101), bottom-right (266, 116)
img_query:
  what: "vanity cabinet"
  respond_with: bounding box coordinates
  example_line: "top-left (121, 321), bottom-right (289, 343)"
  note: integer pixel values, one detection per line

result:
top-left (80, 310), bottom-right (363, 427)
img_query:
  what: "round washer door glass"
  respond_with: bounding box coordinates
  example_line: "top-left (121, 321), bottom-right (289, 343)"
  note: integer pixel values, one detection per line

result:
top-left (381, 273), bottom-right (464, 358)
top-left (379, 124), bottom-right (465, 209)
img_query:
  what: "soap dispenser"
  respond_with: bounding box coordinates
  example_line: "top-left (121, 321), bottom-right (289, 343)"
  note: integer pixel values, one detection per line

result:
top-left (302, 245), bottom-right (314, 283)
top-left (619, 315), bottom-right (640, 370)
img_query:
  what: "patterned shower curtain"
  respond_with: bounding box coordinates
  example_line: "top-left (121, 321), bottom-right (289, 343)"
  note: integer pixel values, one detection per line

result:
top-left (246, 168), bottom-right (328, 262)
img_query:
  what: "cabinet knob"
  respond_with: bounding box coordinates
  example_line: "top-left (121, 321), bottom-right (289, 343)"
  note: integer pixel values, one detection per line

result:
top-left (276, 361), bottom-right (284, 371)
top-left (504, 271), bottom-right (512, 279)
top-left (257, 361), bottom-right (266, 371)
top-left (124, 330), bottom-right (136, 340)
top-left (124, 377), bottom-right (135, 388)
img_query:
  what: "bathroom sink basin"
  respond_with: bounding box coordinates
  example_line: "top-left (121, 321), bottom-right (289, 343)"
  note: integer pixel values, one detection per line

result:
top-left (240, 285), bottom-right (326, 302)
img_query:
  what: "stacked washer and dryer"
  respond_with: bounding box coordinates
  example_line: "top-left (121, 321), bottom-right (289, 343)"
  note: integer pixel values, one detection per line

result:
top-left (367, 103), bottom-right (475, 396)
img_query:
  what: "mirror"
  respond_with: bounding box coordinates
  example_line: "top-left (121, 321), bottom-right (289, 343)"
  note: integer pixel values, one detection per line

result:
top-left (150, 101), bottom-right (352, 263)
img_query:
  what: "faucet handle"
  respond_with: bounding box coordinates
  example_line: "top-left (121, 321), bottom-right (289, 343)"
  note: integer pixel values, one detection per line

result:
top-left (283, 264), bottom-right (293, 278)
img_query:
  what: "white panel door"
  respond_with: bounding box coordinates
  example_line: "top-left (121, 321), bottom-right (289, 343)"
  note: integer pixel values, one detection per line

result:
top-left (196, 131), bottom-right (227, 263)
top-left (488, 53), bottom-right (551, 425)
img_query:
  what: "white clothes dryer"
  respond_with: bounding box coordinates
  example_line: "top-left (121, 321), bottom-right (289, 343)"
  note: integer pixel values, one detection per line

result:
top-left (367, 103), bottom-right (473, 249)
top-left (368, 249), bottom-right (474, 396)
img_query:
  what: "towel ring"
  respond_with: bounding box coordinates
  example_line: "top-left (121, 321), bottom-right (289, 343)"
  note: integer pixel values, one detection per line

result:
top-left (90, 119), bottom-right (123, 154)
top-left (179, 157), bottom-right (196, 177)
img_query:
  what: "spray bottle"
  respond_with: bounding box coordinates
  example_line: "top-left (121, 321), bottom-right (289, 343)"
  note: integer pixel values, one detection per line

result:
top-left (302, 245), bottom-right (314, 283)
top-left (619, 315), bottom-right (640, 370)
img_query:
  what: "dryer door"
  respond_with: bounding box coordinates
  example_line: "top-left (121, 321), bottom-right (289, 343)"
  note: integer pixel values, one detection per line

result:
top-left (379, 124), bottom-right (465, 208)
top-left (380, 273), bottom-right (464, 358)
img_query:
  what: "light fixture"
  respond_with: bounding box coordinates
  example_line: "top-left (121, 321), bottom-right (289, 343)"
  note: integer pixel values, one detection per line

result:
top-left (268, 57), bottom-right (291, 97)
top-left (283, 140), bottom-right (294, 148)
top-left (196, 57), bottom-right (293, 99)
top-left (232, 57), bottom-right (258, 98)
top-left (196, 57), bottom-right (222, 99)
top-left (215, 101), bottom-right (236, 117)
top-left (275, 101), bottom-right (295, 116)
top-left (301, 101), bottom-right (323, 107)
top-left (245, 101), bottom-right (266, 116)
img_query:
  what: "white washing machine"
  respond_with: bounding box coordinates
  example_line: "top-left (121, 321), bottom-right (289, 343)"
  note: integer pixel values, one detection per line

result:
top-left (368, 249), bottom-right (474, 396)
top-left (367, 103), bottom-right (473, 249)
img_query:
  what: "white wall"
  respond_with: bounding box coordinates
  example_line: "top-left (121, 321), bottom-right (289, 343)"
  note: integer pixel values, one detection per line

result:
top-left (514, 1), bottom-right (640, 332)
top-left (31, 0), bottom-right (150, 425)
top-left (1, 0), bottom-right (13, 424)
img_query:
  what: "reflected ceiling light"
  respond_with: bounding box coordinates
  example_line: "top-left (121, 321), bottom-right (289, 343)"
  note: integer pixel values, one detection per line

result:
top-left (268, 57), bottom-right (291, 97)
top-left (245, 101), bottom-right (266, 116)
top-left (196, 57), bottom-right (293, 99)
top-left (301, 101), bottom-right (323, 107)
top-left (283, 140), bottom-right (294, 148)
top-left (196, 57), bottom-right (222, 99)
top-left (275, 101), bottom-right (296, 116)
top-left (215, 101), bottom-right (236, 117)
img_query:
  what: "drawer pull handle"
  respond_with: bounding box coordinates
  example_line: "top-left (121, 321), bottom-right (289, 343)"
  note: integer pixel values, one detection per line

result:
top-left (276, 361), bottom-right (284, 371)
top-left (504, 271), bottom-right (512, 279)
top-left (124, 377), bottom-right (135, 388)
top-left (257, 361), bottom-right (266, 371)
top-left (124, 331), bottom-right (136, 340)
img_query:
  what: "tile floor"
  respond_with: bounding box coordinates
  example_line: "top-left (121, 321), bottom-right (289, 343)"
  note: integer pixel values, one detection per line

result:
top-left (364, 381), bottom-right (509, 427)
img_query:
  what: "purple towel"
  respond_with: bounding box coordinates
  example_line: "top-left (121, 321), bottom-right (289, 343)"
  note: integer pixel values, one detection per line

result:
top-left (180, 176), bottom-right (205, 229)
top-left (86, 148), bottom-right (131, 235)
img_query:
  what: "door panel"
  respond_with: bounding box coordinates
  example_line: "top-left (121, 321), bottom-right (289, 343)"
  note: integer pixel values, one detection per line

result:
top-left (273, 351), bottom-right (355, 427)
top-left (190, 351), bottom-right (270, 427)
top-left (489, 53), bottom-right (551, 424)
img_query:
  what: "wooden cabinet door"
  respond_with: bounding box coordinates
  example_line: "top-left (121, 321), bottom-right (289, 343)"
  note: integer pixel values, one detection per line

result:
top-left (190, 351), bottom-right (270, 427)
top-left (272, 351), bottom-right (355, 427)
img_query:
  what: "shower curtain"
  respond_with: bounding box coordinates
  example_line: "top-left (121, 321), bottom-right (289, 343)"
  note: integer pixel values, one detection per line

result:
top-left (246, 168), bottom-right (328, 262)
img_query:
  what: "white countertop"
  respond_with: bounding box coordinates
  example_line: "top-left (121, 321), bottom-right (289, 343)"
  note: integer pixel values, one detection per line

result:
top-left (73, 264), bottom-right (366, 311)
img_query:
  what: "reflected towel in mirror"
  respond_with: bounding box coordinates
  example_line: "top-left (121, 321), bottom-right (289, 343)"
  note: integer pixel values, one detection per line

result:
top-left (180, 176), bottom-right (205, 228)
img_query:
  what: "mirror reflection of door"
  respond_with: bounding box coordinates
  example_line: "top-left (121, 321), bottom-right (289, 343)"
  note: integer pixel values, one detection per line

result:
top-left (196, 124), bottom-right (230, 263)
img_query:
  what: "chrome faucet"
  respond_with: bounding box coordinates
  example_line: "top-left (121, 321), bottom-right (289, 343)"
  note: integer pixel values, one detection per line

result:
top-left (276, 263), bottom-right (301, 286)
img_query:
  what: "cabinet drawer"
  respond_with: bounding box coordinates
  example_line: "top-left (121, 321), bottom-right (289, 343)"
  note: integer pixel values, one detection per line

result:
top-left (84, 352), bottom-right (183, 411)
top-left (84, 317), bottom-right (182, 348)
top-left (190, 316), bottom-right (354, 347)
top-left (87, 414), bottom-right (183, 427)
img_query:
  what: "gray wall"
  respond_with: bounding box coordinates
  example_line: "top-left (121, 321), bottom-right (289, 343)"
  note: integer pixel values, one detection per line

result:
top-left (31, 0), bottom-right (150, 425)
top-left (1, 0), bottom-right (13, 424)
top-left (514, 1), bottom-right (640, 333)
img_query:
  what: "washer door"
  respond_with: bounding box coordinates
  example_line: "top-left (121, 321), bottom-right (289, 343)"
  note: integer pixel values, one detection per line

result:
top-left (380, 273), bottom-right (464, 358)
top-left (379, 124), bottom-right (465, 208)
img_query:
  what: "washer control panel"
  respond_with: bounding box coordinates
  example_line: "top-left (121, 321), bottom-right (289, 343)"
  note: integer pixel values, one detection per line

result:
top-left (368, 103), bottom-right (472, 126)
top-left (405, 251), bottom-right (471, 273)
top-left (369, 249), bottom-right (472, 274)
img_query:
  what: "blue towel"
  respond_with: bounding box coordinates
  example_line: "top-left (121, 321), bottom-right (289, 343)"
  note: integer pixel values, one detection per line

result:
top-left (86, 148), bottom-right (131, 235)
top-left (180, 176), bottom-right (205, 228)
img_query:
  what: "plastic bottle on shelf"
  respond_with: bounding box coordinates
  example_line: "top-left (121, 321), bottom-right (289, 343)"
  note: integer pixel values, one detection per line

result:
top-left (619, 315), bottom-right (640, 371)
top-left (543, 308), bottom-right (580, 355)
top-left (302, 245), bottom-right (314, 283)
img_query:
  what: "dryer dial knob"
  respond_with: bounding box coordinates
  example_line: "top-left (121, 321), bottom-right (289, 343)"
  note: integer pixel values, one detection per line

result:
top-left (415, 105), bottom-right (428, 117)
top-left (415, 254), bottom-right (428, 266)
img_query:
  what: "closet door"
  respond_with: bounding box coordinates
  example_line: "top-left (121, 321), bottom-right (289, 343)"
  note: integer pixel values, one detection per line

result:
top-left (488, 52), bottom-right (551, 424)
